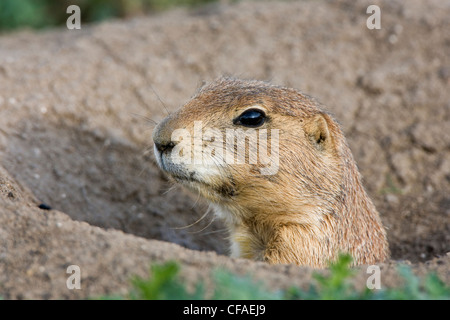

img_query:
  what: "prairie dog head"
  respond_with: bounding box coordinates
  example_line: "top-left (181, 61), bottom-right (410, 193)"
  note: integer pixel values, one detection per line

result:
top-left (152, 78), bottom-right (343, 226)
top-left (152, 77), bottom-right (389, 266)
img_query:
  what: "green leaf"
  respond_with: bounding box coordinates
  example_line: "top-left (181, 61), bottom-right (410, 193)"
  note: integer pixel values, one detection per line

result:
top-left (130, 261), bottom-right (204, 300)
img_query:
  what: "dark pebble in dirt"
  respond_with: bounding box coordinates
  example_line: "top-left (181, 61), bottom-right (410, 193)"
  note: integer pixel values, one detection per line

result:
top-left (38, 203), bottom-right (52, 210)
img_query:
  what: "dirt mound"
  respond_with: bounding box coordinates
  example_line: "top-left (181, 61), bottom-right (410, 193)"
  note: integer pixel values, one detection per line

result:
top-left (0, 0), bottom-right (449, 299)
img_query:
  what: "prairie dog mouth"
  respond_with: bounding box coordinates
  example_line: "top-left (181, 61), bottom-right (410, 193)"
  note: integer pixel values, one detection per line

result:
top-left (153, 144), bottom-right (236, 199)
top-left (153, 144), bottom-right (196, 181)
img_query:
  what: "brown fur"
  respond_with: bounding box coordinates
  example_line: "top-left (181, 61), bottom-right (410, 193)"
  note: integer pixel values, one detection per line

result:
top-left (152, 77), bottom-right (389, 268)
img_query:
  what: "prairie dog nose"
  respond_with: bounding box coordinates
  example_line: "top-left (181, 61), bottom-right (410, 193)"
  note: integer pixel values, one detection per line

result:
top-left (154, 141), bottom-right (175, 153)
top-left (152, 116), bottom-right (176, 153)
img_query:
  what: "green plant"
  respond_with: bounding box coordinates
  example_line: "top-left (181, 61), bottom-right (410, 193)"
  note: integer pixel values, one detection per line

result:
top-left (285, 254), bottom-right (372, 300)
top-left (129, 261), bottom-right (204, 299)
top-left (312, 254), bottom-right (358, 299)
top-left (373, 265), bottom-right (450, 300)
top-left (0, 0), bottom-right (55, 31)
top-left (99, 255), bottom-right (450, 300)
top-left (0, 0), bottom-right (222, 32)
top-left (122, 260), bottom-right (281, 300)
top-left (287, 255), bottom-right (450, 300)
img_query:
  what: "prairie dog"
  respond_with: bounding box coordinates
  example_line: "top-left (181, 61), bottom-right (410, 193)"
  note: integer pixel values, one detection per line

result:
top-left (152, 77), bottom-right (389, 268)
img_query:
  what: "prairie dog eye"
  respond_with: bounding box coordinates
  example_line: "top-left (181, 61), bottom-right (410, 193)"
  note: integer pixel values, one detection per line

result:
top-left (233, 108), bottom-right (266, 128)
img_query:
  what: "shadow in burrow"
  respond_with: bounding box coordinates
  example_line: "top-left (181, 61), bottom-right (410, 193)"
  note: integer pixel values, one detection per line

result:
top-left (1, 115), bottom-right (227, 255)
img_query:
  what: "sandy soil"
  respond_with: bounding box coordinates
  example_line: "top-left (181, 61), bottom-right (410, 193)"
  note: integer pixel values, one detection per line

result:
top-left (0, 0), bottom-right (449, 299)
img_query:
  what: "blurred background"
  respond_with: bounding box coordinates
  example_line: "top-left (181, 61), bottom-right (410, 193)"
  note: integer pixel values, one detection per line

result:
top-left (0, 0), bottom-right (226, 32)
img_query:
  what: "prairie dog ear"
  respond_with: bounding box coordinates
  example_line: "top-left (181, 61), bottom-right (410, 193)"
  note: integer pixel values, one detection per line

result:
top-left (303, 113), bottom-right (336, 152)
